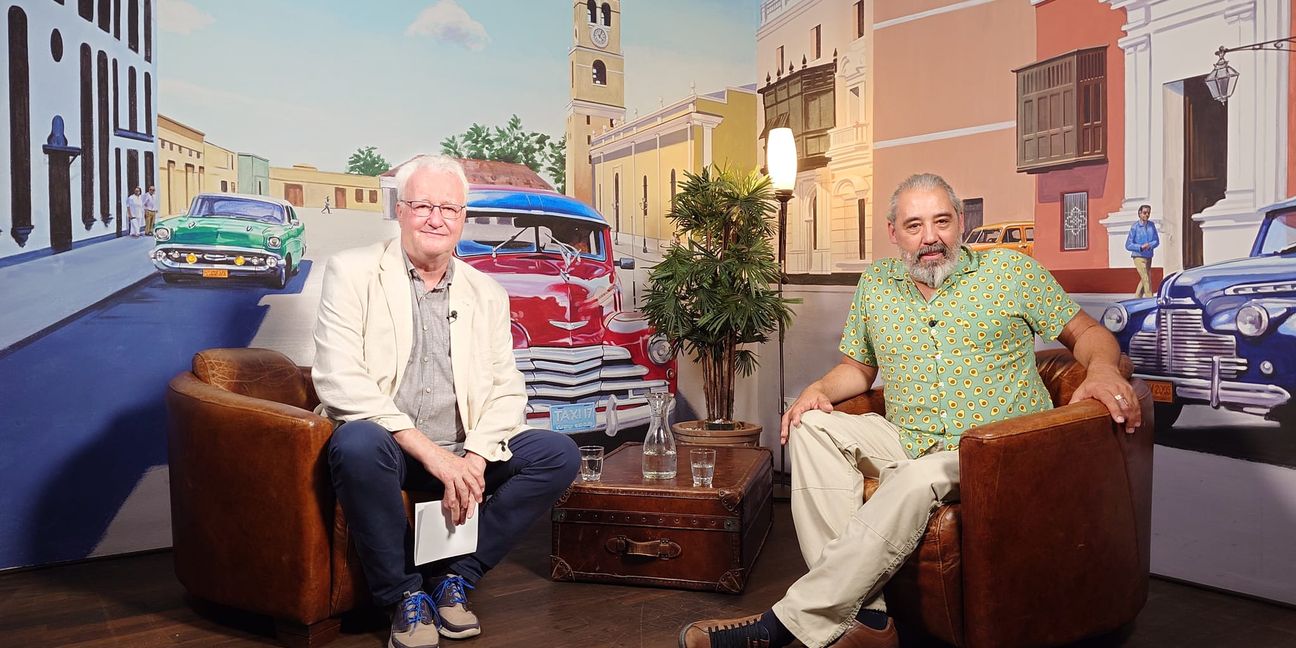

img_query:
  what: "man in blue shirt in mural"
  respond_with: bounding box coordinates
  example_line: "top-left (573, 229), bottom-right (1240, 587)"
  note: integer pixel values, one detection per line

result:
top-left (1125, 204), bottom-right (1159, 298)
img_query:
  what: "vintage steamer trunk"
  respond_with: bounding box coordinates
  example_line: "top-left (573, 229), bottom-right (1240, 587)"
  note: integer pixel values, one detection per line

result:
top-left (550, 443), bottom-right (773, 593)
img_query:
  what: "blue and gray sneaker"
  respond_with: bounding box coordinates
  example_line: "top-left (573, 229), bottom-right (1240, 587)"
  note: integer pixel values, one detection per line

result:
top-left (432, 574), bottom-right (481, 639)
top-left (390, 590), bottom-right (440, 648)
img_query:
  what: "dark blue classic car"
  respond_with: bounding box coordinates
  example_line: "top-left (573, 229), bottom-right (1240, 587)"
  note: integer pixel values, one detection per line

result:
top-left (1103, 198), bottom-right (1296, 428)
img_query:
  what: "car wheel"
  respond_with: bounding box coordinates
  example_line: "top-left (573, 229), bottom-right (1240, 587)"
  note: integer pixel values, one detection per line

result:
top-left (268, 259), bottom-right (289, 289)
top-left (290, 256), bottom-right (301, 276)
top-left (1153, 402), bottom-right (1183, 431)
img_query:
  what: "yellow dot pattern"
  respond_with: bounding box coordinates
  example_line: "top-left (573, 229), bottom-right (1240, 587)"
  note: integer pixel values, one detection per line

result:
top-left (838, 247), bottom-right (1081, 458)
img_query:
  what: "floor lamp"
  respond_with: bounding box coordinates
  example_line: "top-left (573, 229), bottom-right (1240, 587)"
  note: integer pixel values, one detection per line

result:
top-left (767, 127), bottom-right (797, 494)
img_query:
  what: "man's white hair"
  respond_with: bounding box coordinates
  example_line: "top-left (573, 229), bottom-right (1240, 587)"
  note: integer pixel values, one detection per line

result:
top-left (394, 154), bottom-right (470, 201)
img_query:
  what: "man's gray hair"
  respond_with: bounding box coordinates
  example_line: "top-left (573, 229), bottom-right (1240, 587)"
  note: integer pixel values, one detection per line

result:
top-left (394, 154), bottom-right (470, 201)
top-left (887, 173), bottom-right (963, 223)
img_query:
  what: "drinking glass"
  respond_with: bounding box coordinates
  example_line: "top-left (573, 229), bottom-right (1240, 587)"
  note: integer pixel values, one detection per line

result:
top-left (579, 445), bottom-right (604, 482)
top-left (690, 448), bottom-right (716, 487)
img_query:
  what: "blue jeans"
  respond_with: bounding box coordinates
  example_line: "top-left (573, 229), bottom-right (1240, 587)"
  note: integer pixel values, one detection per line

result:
top-left (328, 421), bottom-right (579, 606)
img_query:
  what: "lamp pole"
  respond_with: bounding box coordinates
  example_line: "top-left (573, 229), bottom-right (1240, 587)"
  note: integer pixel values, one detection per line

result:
top-left (766, 127), bottom-right (797, 493)
top-left (775, 188), bottom-right (792, 482)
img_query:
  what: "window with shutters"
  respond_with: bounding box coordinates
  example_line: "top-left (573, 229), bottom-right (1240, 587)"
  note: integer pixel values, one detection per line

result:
top-left (1015, 47), bottom-right (1106, 172)
top-left (759, 60), bottom-right (836, 172)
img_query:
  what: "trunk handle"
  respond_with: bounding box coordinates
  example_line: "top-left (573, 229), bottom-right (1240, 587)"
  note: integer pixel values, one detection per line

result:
top-left (605, 535), bottom-right (682, 560)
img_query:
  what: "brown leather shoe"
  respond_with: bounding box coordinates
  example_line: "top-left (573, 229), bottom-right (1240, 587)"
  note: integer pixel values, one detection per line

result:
top-left (828, 619), bottom-right (898, 647)
top-left (678, 613), bottom-right (770, 647)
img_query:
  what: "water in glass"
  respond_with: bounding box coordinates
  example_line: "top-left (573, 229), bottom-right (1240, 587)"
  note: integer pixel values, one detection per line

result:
top-left (690, 448), bottom-right (716, 487)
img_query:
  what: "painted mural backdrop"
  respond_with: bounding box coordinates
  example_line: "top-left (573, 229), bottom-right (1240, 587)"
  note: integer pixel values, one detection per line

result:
top-left (1, 0), bottom-right (1293, 606)
top-left (0, 0), bottom-right (756, 570)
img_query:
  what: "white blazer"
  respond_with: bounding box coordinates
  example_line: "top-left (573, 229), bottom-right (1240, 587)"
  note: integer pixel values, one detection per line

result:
top-left (312, 239), bottom-right (527, 461)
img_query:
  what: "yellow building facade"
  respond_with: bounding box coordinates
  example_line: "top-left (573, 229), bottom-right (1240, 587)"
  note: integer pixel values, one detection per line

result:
top-left (269, 165), bottom-right (381, 212)
top-left (590, 86), bottom-right (758, 256)
top-left (565, 0), bottom-right (626, 205)
top-left (203, 142), bottom-right (238, 196)
top-left (157, 114), bottom-right (207, 217)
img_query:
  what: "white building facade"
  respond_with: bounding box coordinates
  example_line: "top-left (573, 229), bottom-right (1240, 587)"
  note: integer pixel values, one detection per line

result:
top-left (757, 0), bottom-right (874, 274)
top-left (2, 0), bottom-right (157, 261)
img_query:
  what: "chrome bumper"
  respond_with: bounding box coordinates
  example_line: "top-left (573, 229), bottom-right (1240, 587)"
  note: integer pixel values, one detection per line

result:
top-left (1135, 371), bottom-right (1291, 413)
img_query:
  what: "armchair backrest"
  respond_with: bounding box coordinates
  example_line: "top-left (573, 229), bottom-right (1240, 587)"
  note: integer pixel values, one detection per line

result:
top-left (193, 347), bottom-right (318, 411)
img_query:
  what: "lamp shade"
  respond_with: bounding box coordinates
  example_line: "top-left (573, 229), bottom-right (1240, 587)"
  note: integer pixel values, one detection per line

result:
top-left (768, 127), bottom-right (797, 191)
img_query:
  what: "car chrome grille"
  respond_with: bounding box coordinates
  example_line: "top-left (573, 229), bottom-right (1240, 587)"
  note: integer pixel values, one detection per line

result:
top-left (1129, 308), bottom-right (1246, 378)
top-left (514, 345), bottom-right (667, 410)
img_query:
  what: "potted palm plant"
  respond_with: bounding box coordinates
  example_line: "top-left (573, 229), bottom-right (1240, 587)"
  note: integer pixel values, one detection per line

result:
top-left (641, 166), bottom-right (796, 445)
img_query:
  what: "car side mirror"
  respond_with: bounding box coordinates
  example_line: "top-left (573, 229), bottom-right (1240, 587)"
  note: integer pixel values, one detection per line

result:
top-left (617, 257), bottom-right (636, 270)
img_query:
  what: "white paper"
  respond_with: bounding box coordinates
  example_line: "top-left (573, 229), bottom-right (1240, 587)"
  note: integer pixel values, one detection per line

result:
top-left (413, 500), bottom-right (480, 566)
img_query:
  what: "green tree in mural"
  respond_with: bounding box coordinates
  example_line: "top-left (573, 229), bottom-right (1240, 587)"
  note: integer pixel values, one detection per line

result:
top-left (440, 115), bottom-right (566, 193)
top-left (545, 135), bottom-right (566, 195)
top-left (346, 146), bottom-right (391, 176)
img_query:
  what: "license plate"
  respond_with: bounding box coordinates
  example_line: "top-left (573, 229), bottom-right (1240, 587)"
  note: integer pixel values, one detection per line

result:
top-left (549, 402), bottom-right (597, 432)
top-left (1146, 380), bottom-right (1175, 404)
top-left (201, 268), bottom-right (229, 278)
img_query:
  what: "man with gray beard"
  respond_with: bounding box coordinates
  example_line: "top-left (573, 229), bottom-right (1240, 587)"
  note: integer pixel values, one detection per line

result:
top-left (679, 173), bottom-right (1140, 648)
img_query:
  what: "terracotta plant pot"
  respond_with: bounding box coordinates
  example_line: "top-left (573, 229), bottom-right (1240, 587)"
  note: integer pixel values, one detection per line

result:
top-left (670, 420), bottom-right (762, 447)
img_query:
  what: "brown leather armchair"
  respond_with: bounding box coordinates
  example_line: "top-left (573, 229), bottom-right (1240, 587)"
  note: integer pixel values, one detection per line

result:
top-left (833, 349), bottom-right (1154, 648)
top-left (166, 348), bottom-right (368, 647)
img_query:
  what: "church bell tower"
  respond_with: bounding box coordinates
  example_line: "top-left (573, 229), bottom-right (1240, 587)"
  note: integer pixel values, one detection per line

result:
top-left (565, 0), bottom-right (626, 204)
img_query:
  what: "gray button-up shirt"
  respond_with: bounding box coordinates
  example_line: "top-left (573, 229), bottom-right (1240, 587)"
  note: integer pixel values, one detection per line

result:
top-left (392, 253), bottom-right (466, 454)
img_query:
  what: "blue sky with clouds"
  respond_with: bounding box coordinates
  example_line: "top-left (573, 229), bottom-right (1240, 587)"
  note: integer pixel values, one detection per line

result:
top-left (157, 0), bottom-right (758, 172)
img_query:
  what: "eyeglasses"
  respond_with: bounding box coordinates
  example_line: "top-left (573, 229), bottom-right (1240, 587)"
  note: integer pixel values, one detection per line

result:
top-left (399, 200), bottom-right (465, 220)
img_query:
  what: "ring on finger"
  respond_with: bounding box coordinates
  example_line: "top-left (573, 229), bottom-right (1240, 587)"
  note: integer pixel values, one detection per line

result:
top-left (1114, 393), bottom-right (1129, 407)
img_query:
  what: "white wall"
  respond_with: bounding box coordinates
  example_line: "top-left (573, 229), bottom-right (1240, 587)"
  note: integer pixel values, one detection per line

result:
top-left (1, 0), bottom-right (157, 261)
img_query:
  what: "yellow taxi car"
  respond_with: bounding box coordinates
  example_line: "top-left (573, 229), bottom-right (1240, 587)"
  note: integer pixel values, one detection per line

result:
top-left (964, 221), bottom-right (1035, 257)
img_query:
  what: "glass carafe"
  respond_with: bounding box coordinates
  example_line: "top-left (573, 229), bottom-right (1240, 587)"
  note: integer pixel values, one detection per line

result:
top-left (641, 392), bottom-right (677, 479)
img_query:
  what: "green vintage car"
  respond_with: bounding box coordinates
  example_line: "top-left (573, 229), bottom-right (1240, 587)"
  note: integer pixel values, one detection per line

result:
top-left (151, 193), bottom-right (306, 289)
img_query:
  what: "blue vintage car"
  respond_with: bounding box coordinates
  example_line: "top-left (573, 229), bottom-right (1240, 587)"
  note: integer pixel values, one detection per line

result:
top-left (1103, 198), bottom-right (1296, 428)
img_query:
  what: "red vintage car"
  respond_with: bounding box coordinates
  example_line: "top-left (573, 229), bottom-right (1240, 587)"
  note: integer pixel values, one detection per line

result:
top-left (457, 183), bottom-right (676, 436)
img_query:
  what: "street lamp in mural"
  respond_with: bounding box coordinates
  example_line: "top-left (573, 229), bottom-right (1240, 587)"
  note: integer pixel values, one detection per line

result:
top-left (767, 127), bottom-right (796, 482)
top-left (1206, 36), bottom-right (1296, 103)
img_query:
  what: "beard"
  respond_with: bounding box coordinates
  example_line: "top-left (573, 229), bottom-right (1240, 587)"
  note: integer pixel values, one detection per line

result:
top-left (901, 242), bottom-right (960, 287)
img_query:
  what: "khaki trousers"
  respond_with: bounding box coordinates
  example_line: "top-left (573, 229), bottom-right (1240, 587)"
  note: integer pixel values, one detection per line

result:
top-left (145, 210), bottom-right (157, 235)
top-left (1132, 257), bottom-right (1153, 297)
top-left (772, 410), bottom-right (960, 648)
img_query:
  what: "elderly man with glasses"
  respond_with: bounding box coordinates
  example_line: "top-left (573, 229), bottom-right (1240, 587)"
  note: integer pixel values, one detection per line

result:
top-left (312, 154), bottom-right (579, 648)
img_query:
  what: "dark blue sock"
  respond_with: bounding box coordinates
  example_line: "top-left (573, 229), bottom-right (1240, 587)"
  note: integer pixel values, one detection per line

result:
top-left (855, 608), bottom-right (889, 630)
top-left (759, 611), bottom-right (795, 648)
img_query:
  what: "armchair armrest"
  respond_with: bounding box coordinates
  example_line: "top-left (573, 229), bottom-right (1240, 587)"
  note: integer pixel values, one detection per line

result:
top-left (832, 390), bottom-right (887, 417)
top-left (957, 381), bottom-right (1154, 648)
top-left (166, 371), bottom-right (337, 625)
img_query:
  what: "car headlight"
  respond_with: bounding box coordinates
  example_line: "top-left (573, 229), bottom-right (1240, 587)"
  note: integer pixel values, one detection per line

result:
top-left (1237, 304), bottom-right (1269, 337)
top-left (154, 228), bottom-right (170, 241)
top-left (647, 334), bottom-right (673, 365)
top-left (267, 236), bottom-right (282, 249)
top-left (1102, 305), bottom-right (1128, 333)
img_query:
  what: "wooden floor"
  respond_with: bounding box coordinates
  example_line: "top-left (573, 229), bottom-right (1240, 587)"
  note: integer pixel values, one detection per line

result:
top-left (1, 502), bottom-right (1294, 647)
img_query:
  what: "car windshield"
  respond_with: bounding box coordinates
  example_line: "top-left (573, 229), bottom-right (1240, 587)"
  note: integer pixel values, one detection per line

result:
top-left (188, 196), bottom-right (287, 224)
top-left (1257, 210), bottom-right (1296, 255)
top-left (457, 211), bottom-right (607, 260)
top-left (966, 229), bottom-right (999, 244)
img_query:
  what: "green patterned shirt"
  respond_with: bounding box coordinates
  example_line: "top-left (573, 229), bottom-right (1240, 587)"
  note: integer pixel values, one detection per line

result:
top-left (838, 247), bottom-right (1081, 458)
